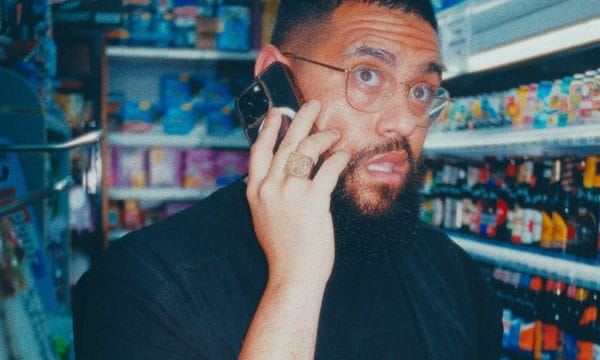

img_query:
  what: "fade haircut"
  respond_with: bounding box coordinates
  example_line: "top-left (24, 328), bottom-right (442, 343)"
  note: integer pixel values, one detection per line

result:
top-left (271, 0), bottom-right (438, 48)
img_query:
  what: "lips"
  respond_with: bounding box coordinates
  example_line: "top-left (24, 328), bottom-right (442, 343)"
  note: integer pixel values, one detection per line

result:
top-left (364, 151), bottom-right (408, 174)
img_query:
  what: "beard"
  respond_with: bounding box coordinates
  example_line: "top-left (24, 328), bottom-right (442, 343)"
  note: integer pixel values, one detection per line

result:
top-left (330, 138), bottom-right (423, 264)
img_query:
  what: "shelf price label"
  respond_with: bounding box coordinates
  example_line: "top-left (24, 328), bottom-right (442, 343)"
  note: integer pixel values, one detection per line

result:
top-left (438, 4), bottom-right (472, 76)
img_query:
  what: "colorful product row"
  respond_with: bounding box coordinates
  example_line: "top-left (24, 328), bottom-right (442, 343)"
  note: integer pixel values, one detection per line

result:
top-left (481, 265), bottom-right (600, 359)
top-left (107, 0), bottom-right (274, 51)
top-left (109, 147), bottom-right (249, 189)
top-left (108, 200), bottom-right (194, 231)
top-left (434, 69), bottom-right (600, 132)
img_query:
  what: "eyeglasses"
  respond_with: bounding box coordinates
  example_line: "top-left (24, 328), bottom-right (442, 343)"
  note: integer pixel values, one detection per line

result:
top-left (282, 52), bottom-right (451, 127)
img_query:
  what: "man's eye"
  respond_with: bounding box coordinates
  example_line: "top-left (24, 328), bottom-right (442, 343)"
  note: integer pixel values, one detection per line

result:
top-left (353, 67), bottom-right (381, 87)
top-left (410, 83), bottom-right (434, 103)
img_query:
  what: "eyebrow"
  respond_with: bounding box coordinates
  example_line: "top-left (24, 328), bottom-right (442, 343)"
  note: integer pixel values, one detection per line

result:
top-left (420, 61), bottom-right (444, 81)
top-left (349, 45), bottom-right (444, 81)
top-left (350, 45), bottom-right (397, 66)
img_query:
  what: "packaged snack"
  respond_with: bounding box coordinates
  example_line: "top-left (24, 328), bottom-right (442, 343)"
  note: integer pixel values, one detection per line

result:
top-left (548, 79), bottom-right (561, 127)
top-left (570, 74), bottom-right (586, 123)
top-left (121, 200), bottom-right (144, 230)
top-left (534, 80), bottom-right (552, 129)
top-left (558, 76), bottom-right (573, 126)
top-left (148, 147), bottom-right (182, 187)
top-left (524, 83), bottom-right (538, 127)
top-left (216, 4), bottom-right (250, 51)
top-left (580, 70), bottom-right (595, 122)
top-left (182, 149), bottom-right (217, 188)
top-left (594, 69), bottom-right (600, 121)
top-left (112, 147), bottom-right (147, 187)
top-left (513, 85), bottom-right (528, 128)
top-left (214, 150), bottom-right (249, 186)
top-left (120, 101), bottom-right (154, 133)
top-left (163, 102), bottom-right (195, 135)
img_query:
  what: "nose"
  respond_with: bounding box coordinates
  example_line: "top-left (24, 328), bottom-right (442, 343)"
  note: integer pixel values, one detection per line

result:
top-left (373, 97), bottom-right (418, 138)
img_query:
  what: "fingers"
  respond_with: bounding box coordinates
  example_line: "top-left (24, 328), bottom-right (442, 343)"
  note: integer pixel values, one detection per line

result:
top-left (268, 100), bottom-right (322, 182)
top-left (311, 151), bottom-right (351, 196)
top-left (294, 129), bottom-right (341, 164)
top-left (247, 108), bottom-right (282, 192)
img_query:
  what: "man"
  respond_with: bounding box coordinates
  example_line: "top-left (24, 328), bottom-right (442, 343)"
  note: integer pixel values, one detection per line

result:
top-left (73, 1), bottom-right (502, 359)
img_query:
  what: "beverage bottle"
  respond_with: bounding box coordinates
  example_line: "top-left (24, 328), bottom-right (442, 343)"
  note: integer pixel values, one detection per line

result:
top-left (541, 159), bottom-right (558, 249)
top-left (482, 158), bottom-right (501, 238)
top-left (471, 162), bottom-right (488, 236)
top-left (560, 76), bottom-right (574, 126)
top-left (463, 164), bottom-right (480, 234)
top-left (530, 160), bottom-right (549, 246)
top-left (551, 159), bottom-right (577, 254)
top-left (420, 165), bottom-right (435, 225)
top-left (511, 159), bottom-right (527, 245)
top-left (442, 162), bottom-right (463, 230)
top-left (519, 159), bottom-right (536, 246)
top-left (576, 289), bottom-right (597, 360)
top-left (496, 158), bottom-right (514, 242)
top-left (541, 280), bottom-right (567, 359)
top-left (518, 276), bottom-right (543, 357)
top-left (563, 284), bottom-right (579, 359)
top-left (574, 158), bottom-right (598, 259)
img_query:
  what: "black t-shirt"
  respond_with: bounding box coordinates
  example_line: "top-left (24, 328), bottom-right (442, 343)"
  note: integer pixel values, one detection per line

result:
top-left (73, 180), bottom-right (502, 359)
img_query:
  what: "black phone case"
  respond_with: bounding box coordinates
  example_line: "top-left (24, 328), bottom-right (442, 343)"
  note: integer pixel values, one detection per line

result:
top-left (235, 61), bottom-right (303, 145)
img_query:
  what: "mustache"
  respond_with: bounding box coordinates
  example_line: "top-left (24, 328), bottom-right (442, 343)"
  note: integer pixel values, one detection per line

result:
top-left (343, 137), bottom-right (415, 176)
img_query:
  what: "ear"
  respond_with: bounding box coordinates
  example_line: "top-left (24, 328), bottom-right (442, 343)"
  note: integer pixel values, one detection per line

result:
top-left (254, 45), bottom-right (292, 77)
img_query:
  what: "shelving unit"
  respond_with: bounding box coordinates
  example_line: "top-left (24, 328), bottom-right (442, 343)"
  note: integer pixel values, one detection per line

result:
top-left (450, 235), bottom-right (600, 291)
top-left (108, 187), bottom-right (215, 201)
top-left (108, 125), bottom-right (248, 149)
top-left (429, 0), bottom-right (600, 305)
top-left (107, 46), bottom-right (259, 61)
top-left (424, 123), bottom-right (600, 158)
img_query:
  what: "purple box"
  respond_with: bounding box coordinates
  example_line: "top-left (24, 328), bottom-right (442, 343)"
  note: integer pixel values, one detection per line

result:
top-left (148, 147), bottom-right (183, 187)
top-left (182, 149), bottom-right (218, 188)
top-left (112, 147), bottom-right (147, 187)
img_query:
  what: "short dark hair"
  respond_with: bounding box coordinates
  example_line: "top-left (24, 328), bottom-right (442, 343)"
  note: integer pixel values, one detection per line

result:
top-left (271, 0), bottom-right (438, 48)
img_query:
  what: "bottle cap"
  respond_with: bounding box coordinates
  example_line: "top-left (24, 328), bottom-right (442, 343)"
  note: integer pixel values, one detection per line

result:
top-left (576, 288), bottom-right (589, 301)
top-left (530, 276), bottom-right (543, 291)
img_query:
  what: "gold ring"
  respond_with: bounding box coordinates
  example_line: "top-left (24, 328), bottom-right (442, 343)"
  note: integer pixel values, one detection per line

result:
top-left (284, 151), bottom-right (314, 179)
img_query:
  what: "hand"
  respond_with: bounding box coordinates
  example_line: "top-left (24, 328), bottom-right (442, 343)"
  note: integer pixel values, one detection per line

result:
top-left (246, 100), bottom-right (350, 284)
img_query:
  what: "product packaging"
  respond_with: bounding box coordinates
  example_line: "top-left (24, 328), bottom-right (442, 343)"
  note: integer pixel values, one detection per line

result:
top-left (148, 147), bottom-right (183, 187)
top-left (182, 149), bottom-right (218, 188)
top-left (216, 4), bottom-right (250, 51)
top-left (112, 147), bottom-right (147, 187)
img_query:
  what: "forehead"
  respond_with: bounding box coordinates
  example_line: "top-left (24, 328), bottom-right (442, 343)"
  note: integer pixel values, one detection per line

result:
top-left (318, 2), bottom-right (440, 64)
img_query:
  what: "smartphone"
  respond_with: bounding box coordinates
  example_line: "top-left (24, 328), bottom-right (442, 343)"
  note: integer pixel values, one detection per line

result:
top-left (235, 61), bottom-right (303, 147)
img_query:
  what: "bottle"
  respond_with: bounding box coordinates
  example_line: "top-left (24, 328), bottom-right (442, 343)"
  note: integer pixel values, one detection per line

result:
top-left (562, 284), bottom-right (579, 359)
top-left (519, 159), bottom-right (536, 246)
top-left (541, 280), bottom-right (566, 359)
top-left (574, 158), bottom-right (598, 259)
top-left (576, 288), bottom-right (597, 360)
top-left (462, 164), bottom-right (480, 234)
top-left (550, 159), bottom-right (576, 254)
top-left (510, 159), bottom-right (527, 245)
top-left (496, 158), bottom-right (515, 242)
top-left (541, 159), bottom-right (558, 249)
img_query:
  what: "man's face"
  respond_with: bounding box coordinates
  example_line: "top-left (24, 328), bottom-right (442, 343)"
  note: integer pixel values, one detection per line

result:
top-left (289, 2), bottom-right (441, 215)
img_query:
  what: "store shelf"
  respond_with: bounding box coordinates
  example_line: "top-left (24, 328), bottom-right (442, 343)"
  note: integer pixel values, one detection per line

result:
top-left (424, 123), bottom-right (600, 158)
top-left (450, 234), bottom-right (600, 291)
top-left (107, 46), bottom-right (259, 61)
top-left (108, 126), bottom-right (249, 149)
top-left (442, 17), bottom-right (599, 80)
top-left (108, 187), bottom-right (215, 201)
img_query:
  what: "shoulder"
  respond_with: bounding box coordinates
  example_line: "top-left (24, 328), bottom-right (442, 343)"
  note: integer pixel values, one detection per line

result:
top-left (79, 179), bottom-right (257, 295)
top-left (415, 222), bottom-right (474, 267)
